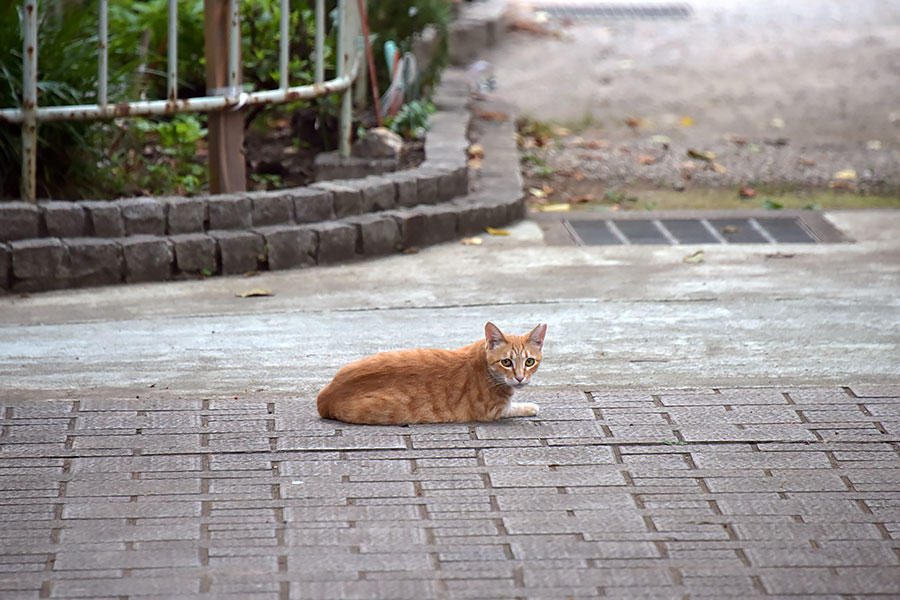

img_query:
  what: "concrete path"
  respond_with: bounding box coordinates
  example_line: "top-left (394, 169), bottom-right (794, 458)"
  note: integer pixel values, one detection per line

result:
top-left (493, 0), bottom-right (900, 190)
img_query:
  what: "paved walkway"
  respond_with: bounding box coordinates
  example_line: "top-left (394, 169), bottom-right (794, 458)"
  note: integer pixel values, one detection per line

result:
top-left (3, 385), bottom-right (899, 599)
top-left (3, 1), bottom-right (900, 597)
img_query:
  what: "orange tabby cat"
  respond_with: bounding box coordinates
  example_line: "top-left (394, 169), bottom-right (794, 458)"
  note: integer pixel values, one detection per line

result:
top-left (317, 322), bottom-right (547, 424)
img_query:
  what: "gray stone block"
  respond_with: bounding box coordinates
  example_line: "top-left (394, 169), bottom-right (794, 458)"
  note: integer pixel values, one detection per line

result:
top-left (209, 230), bottom-right (265, 275)
top-left (345, 214), bottom-right (401, 256)
top-left (418, 204), bottom-right (459, 245)
top-left (164, 197), bottom-right (207, 234)
top-left (118, 197), bottom-right (166, 236)
top-left (64, 238), bottom-right (123, 287)
top-left (311, 182), bottom-right (362, 218)
top-left (449, 19), bottom-right (489, 67)
top-left (207, 194), bottom-right (251, 230)
top-left (345, 176), bottom-right (396, 213)
top-left (247, 190), bottom-right (294, 226)
top-left (438, 169), bottom-right (461, 202)
top-left (171, 233), bottom-right (217, 275)
top-left (0, 201), bottom-right (41, 241)
top-left (416, 172), bottom-right (440, 205)
top-left (386, 171), bottom-right (419, 208)
top-left (121, 236), bottom-right (173, 282)
top-left (10, 238), bottom-right (67, 291)
top-left (82, 201), bottom-right (125, 237)
top-left (313, 151), bottom-right (399, 181)
top-left (0, 242), bottom-right (10, 291)
top-left (10, 237), bottom-right (66, 280)
top-left (384, 209), bottom-right (427, 250)
top-left (256, 226), bottom-right (316, 270)
top-left (307, 222), bottom-right (358, 264)
top-left (41, 201), bottom-right (87, 238)
top-left (453, 201), bottom-right (492, 236)
top-left (291, 187), bottom-right (334, 223)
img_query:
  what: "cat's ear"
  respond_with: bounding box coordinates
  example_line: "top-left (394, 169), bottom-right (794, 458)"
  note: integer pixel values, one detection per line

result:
top-left (485, 322), bottom-right (507, 350)
top-left (527, 323), bottom-right (547, 348)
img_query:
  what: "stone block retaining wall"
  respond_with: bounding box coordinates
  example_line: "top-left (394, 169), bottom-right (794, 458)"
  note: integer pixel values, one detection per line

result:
top-left (0, 1), bottom-right (516, 293)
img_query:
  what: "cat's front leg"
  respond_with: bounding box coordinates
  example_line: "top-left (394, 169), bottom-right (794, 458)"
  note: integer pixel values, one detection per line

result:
top-left (500, 401), bottom-right (540, 419)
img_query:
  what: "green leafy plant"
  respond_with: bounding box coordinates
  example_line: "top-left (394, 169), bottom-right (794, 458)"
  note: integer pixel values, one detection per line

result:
top-left (101, 114), bottom-right (208, 197)
top-left (0, 0), bottom-right (137, 198)
top-left (521, 152), bottom-right (547, 167)
top-left (385, 99), bottom-right (435, 139)
top-left (365, 0), bottom-right (451, 101)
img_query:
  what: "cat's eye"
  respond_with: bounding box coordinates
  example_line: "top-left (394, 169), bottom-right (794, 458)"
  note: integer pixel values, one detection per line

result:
top-left (525, 358), bottom-right (536, 367)
top-left (501, 359), bottom-right (513, 367)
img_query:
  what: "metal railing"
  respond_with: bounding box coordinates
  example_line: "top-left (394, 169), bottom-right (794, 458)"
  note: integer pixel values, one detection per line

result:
top-left (0, 0), bottom-right (362, 203)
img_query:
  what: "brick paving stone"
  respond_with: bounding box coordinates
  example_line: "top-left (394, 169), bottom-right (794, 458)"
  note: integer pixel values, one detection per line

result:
top-left (4, 386), bottom-right (900, 598)
top-left (849, 384), bottom-right (900, 397)
top-left (489, 465), bottom-right (626, 488)
top-left (481, 445), bottom-right (615, 466)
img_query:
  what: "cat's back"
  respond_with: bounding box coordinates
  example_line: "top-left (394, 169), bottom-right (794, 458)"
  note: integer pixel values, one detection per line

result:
top-left (323, 345), bottom-right (470, 389)
top-left (316, 344), bottom-right (480, 423)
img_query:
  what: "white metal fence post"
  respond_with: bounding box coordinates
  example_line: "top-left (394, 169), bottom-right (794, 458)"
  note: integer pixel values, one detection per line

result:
top-left (21, 0), bottom-right (38, 203)
top-left (337, 0), bottom-right (353, 157)
top-left (99, 0), bottom-right (109, 108)
top-left (167, 0), bottom-right (178, 100)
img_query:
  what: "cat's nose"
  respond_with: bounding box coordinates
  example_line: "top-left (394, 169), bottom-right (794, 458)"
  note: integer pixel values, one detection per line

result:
top-left (515, 374), bottom-right (525, 382)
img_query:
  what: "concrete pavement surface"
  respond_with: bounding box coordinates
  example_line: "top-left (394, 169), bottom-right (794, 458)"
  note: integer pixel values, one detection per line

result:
top-left (493, 0), bottom-right (900, 190)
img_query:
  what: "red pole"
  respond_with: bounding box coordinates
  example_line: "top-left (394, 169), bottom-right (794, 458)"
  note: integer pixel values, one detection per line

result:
top-left (356, 0), bottom-right (382, 126)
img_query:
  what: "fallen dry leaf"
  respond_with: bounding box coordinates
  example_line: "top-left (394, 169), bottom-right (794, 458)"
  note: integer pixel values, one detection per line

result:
top-left (541, 184), bottom-right (554, 195)
top-left (829, 180), bottom-right (855, 190)
top-left (729, 136), bottom-right (747, 146)
top-left (765, 252), bottom-right (796, 259)
top-left (485, 227), bottom-right (510, 236)
top-left (528, 187), bottom-right (548, 199)
top-left (476, 110), bottom-right (509, 122)
top-left (770, 117), bottom-right (786, 129)
top-left (722, 225), bottom-right (740, 234)
top-left (467, 157), bottom-right (482, 169)
top-left (242, 270), bottom-right (261, 277)
top-left (867, 140), bottom-right (882, 150)
top-left (467, 144), bottom-right (484, 159)
top-left (711, 163), bottom-right (728, 174)
top-left (687, 149), bottom-right (715, 162)
top-left (738, 185), bottom-right (757, 198)
top-left (625, 117), bottom-right (642, 129)
top-left (538, 203), bottom-right (572, 212)
top-left (797, 157), bottom-right (816, 167)
top-left (570, 195), bottom-right (594, 204)
top-left (683, 250), bottom-right (705, 264)
top-left (765, 137), bottom-right (789, 146)
top-left (680, 116), bottom-right (695, 127)
top-left (637, 154), bottom-right (658, 165)
top-left (552, 126), bottom-right (570, 137)
top-left (833, 169), bottom-right (857, 180)
top-left (235, 289), bottom-right (274, 298)
top-left (402, 247), bottom-right (420, 255)
top-left (681, 161), bottom-right (698, 170)
top-left (460, 237), bottom-right (483, 246)
top-left (574, 139), bottom-right (609, 150)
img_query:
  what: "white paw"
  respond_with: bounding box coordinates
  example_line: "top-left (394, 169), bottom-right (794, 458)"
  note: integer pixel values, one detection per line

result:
top-left (519, 402), bottom-right (539, 417)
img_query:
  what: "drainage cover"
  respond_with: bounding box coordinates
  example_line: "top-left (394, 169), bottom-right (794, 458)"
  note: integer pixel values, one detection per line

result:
top-left (564, 215), bottom-right (838, 246)
top-left (535, 3), bottom-right (693, 20)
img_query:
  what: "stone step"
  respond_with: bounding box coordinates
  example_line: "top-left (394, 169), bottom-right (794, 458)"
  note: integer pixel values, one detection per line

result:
top-left (0, 69), bottom-right (524, 293)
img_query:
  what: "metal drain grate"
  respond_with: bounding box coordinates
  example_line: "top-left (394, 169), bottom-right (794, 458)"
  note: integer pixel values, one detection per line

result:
top-left (565, 216), bottom-right (825, 245)
top-left (535, 2), bottom-right (693, 20)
